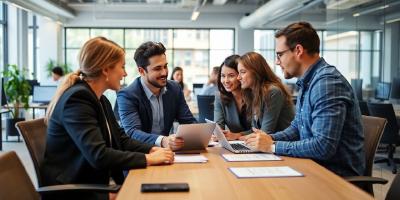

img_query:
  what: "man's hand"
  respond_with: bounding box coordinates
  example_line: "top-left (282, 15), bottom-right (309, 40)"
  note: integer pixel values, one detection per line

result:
top-left (222, 130), bottom-right (242, 140)
top-left (161, 134), bottom-right (184, 151)
top-left (244, 128), bottom-right (274, 153)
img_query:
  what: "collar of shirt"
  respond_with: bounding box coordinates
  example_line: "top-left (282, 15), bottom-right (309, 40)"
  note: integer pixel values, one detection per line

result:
top-left (140, 77), bottom-right (167, 100)
top-left (296, 57), bottom-right (325, 90)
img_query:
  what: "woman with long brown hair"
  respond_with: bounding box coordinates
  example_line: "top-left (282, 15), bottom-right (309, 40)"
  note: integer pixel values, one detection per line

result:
top-left (237, 52), bottom-right (294, 134)
top-left (42, 37), bottom-right (174, 200)
top-left (214, 55), bottom-right (251, 140)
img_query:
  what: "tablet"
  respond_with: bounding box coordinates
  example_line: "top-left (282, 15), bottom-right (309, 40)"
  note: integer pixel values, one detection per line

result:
top-left (175, 123), bottom-right (215, 152)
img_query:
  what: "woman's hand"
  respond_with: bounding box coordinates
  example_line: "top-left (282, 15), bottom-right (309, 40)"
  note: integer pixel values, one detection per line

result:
top-left (221, 130), bottom-right (242, 140)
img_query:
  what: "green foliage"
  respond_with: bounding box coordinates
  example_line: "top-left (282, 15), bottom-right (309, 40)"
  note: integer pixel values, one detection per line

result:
top-left (2, 64), bottom-right (31, 119)
top-left (46, 59), bottom-right (72, 77)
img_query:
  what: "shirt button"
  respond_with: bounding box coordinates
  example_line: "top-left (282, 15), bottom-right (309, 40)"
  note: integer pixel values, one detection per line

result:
top-left (302, 126), bottom-right (304, 129)
top-left (301, 109), bottom-right (303, 112)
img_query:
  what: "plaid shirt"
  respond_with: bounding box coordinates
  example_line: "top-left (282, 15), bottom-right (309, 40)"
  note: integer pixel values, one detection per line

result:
top-left (272, 58), bottom-right (365, 176)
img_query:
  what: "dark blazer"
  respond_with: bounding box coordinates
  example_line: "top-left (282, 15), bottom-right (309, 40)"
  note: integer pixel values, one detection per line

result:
top-left (117, 77), bottom-right (197, 144)
top-left (214, 95), bottom-right (251, 133)
top-left (41, 81), bottom-right (153, 200)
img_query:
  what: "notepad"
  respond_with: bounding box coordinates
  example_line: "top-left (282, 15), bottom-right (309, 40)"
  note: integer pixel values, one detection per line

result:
top-left (174, 155), bottom-right (208, 163)
top-left (221, 154), bottom-right (282, 162)
top-left (229, 166), bottom-right (303, 178)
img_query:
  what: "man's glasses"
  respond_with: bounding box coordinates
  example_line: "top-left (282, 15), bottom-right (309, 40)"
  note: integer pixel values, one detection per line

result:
top-left (276, 49), bottom-right (291, 60)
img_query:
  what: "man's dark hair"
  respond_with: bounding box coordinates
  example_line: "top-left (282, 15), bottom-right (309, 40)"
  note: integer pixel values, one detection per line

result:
top-left (275, 21), bottom-right (320, 55)
top-left (52, 66), bottom-right (64, 76)
top-left (134, 41), bottom-right (166, 70)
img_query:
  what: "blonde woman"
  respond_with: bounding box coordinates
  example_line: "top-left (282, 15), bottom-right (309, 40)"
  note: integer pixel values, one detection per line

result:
top-left (42, 37), bottom-right (174, 200)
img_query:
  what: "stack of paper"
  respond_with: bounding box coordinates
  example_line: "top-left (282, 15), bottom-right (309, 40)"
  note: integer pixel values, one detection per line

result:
top-left (222, 154), bottom-right (282, 162)
top-left (229, 166), bottom-right (303, 178)
top-left (174, 154), bottom-right (208, 163)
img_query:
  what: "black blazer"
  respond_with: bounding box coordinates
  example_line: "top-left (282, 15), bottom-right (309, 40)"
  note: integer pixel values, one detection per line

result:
top-left (41, 81), bottom-right (153, 200)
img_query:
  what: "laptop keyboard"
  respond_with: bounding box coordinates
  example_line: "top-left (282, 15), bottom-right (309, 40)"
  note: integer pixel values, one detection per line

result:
top-left (231, 143), bottom-right (251, 151)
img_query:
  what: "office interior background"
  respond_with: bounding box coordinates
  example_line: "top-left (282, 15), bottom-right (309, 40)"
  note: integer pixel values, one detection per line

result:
top-left (0, 0), bottom-right (400, 199)
top-left (1, 0), bottom-right (399, 104)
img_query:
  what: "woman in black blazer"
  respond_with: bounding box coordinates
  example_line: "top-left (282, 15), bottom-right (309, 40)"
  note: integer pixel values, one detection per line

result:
top-left (42, 37), bottom-right (174, 200)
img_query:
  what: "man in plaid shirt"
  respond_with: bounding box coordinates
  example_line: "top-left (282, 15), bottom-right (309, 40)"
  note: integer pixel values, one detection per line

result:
top-left (244, 22), bottom-right (365, 177)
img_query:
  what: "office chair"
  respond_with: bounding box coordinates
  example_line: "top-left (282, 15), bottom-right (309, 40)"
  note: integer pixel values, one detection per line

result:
top-left (390, 77), bottom-right (400, 99)
top-left (15, 119), bottom-right (120, 193)
top-left (358, 101), bottom-right (370, 116)
top-left (385, 172), bottom-right (400, 200)
top-left (367, 103), bottom-right (400, 174)
top-left (345, 115), bottom-right (388, 195)
top-left (351, 79), bottom-right (363, 101)
top-left (197, 95), bottom-right (215, 123)
top-left (0, 151), bottom-right (120, 200)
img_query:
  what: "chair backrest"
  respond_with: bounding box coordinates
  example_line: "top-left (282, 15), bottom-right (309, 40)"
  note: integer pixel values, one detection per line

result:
top-left (15, 118), bottom-right (47, 187)
top-left (0, 151), bottom-right (39, 200)
top-left (359, 101), bottom-right (370, 116)
top-left (197, 95), bottom-right (215, 123)
top-left (367, 103), bottom-right (399, 144)
top-left (361, 115), bottom-right (387, 176)
top-left (351, 79), bottom-right (363, 101)
top-left (386, 172), bottom-right (400, 200)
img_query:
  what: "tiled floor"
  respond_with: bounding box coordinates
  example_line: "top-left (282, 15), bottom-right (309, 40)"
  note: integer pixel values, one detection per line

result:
top-left (1, 132), bottom-right (398, 199)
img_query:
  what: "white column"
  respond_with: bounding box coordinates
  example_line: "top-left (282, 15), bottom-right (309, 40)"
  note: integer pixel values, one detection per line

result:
top-left (37, 17), bottom-right (63, 85)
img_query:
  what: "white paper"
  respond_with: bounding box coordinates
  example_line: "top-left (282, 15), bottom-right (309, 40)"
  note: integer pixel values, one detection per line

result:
top-left (229, 166), bottom-right (303, 178)
top-left (174, 155), bottom-right (208, 163)
top-left (222, 154), bottom-right (282, 162)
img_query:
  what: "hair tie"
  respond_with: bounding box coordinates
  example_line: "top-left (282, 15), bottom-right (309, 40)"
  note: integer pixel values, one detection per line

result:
top-left (79, 72), bottom-right (85, 80)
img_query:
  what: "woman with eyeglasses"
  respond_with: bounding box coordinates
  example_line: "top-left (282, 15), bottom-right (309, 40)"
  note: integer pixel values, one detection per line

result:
top-left (214, 55), bottom-right (252, 140)
top-left (237, 52), bottom-right (294, 134)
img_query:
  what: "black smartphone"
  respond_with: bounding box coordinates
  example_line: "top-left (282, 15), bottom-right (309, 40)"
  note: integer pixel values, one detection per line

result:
top-left (141, 183), bottom-right (189, 192)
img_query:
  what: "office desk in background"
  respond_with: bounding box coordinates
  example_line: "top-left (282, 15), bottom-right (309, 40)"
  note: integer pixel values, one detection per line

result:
top-left (3, 104), bottom-right (48, 119)
top-left (116, 147), bottom-right (372, 200)
top-left (0, 108), bottom-right (11, 150)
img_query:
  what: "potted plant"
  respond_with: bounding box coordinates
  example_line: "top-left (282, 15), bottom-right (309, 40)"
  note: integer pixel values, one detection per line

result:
top-left (46, 59), bottom-right (72, 78)
top-left (2, 64), bottom-right (31, 141)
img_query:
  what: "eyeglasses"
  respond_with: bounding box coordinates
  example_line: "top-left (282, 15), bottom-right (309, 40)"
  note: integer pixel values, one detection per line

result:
top-left (276, 49), bottom-right (291, 60)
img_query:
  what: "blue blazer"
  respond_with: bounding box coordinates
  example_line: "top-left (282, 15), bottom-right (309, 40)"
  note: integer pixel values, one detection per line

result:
top-left (117, 77), bottom-right (197, 145)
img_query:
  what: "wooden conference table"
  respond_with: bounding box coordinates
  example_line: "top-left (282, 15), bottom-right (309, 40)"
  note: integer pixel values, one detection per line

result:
top-left (116, 147), bottom-right (372, 200)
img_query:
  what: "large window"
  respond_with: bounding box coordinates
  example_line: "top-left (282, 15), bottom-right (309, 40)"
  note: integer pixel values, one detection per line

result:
top-left (254, 29), bottom-right (381, 88)
top-left (64, 28), bottom-right (234, 88)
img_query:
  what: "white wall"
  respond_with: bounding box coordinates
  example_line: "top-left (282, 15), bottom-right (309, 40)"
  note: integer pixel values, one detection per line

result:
top-left (37, 17), bottom-right (63, 85)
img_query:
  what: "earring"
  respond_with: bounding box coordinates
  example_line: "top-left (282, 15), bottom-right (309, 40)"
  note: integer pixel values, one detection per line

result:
top-left (106, 77), bottom-right (109, 82)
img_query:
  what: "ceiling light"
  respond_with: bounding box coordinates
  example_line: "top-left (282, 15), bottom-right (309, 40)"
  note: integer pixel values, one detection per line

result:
top-left (191, 11), bottom-right (200, 21)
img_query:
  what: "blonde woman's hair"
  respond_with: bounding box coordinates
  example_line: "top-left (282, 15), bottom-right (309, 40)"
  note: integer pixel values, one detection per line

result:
top-left (44, 37), bottom-right (125, 124)
top-left (238, 52), bottom-right (293, 119)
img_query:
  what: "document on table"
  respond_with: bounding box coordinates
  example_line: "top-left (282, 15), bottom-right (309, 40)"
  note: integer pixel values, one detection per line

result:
top-left (229, 166), bottom-right (303, 178)
top-left (174, 154), bottom-right (208, 163)
top-left (221, 154), bottom-right (282, 162)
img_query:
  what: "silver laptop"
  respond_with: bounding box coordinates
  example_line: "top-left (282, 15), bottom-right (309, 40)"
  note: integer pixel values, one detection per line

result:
top-left (175, 123), bottom-right (215, 152)
top-left (205, 119), bottom-right (259, 154)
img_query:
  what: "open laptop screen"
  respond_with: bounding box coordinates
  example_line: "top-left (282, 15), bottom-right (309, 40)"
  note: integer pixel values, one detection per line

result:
top-left (32, 86), bottom-right (57, 104)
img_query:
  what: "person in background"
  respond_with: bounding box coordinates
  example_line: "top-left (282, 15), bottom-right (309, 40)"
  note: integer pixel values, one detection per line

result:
top-left (199, 66), bottom-right (220, 96)
top-left (42, 37), bottom-right (174, 200)
top-left (214, 55), bottom-right (251, 140)
top-left (244, 22), bottom-right (365, 177)
top-left (237, 52), bottom-right (295, 134)
top-left (52, 66), bottom-right (64, 82)
top-left (171, 66), bottom-right (191, 100)
top-left (117, 42), bottom-right (197, 150)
